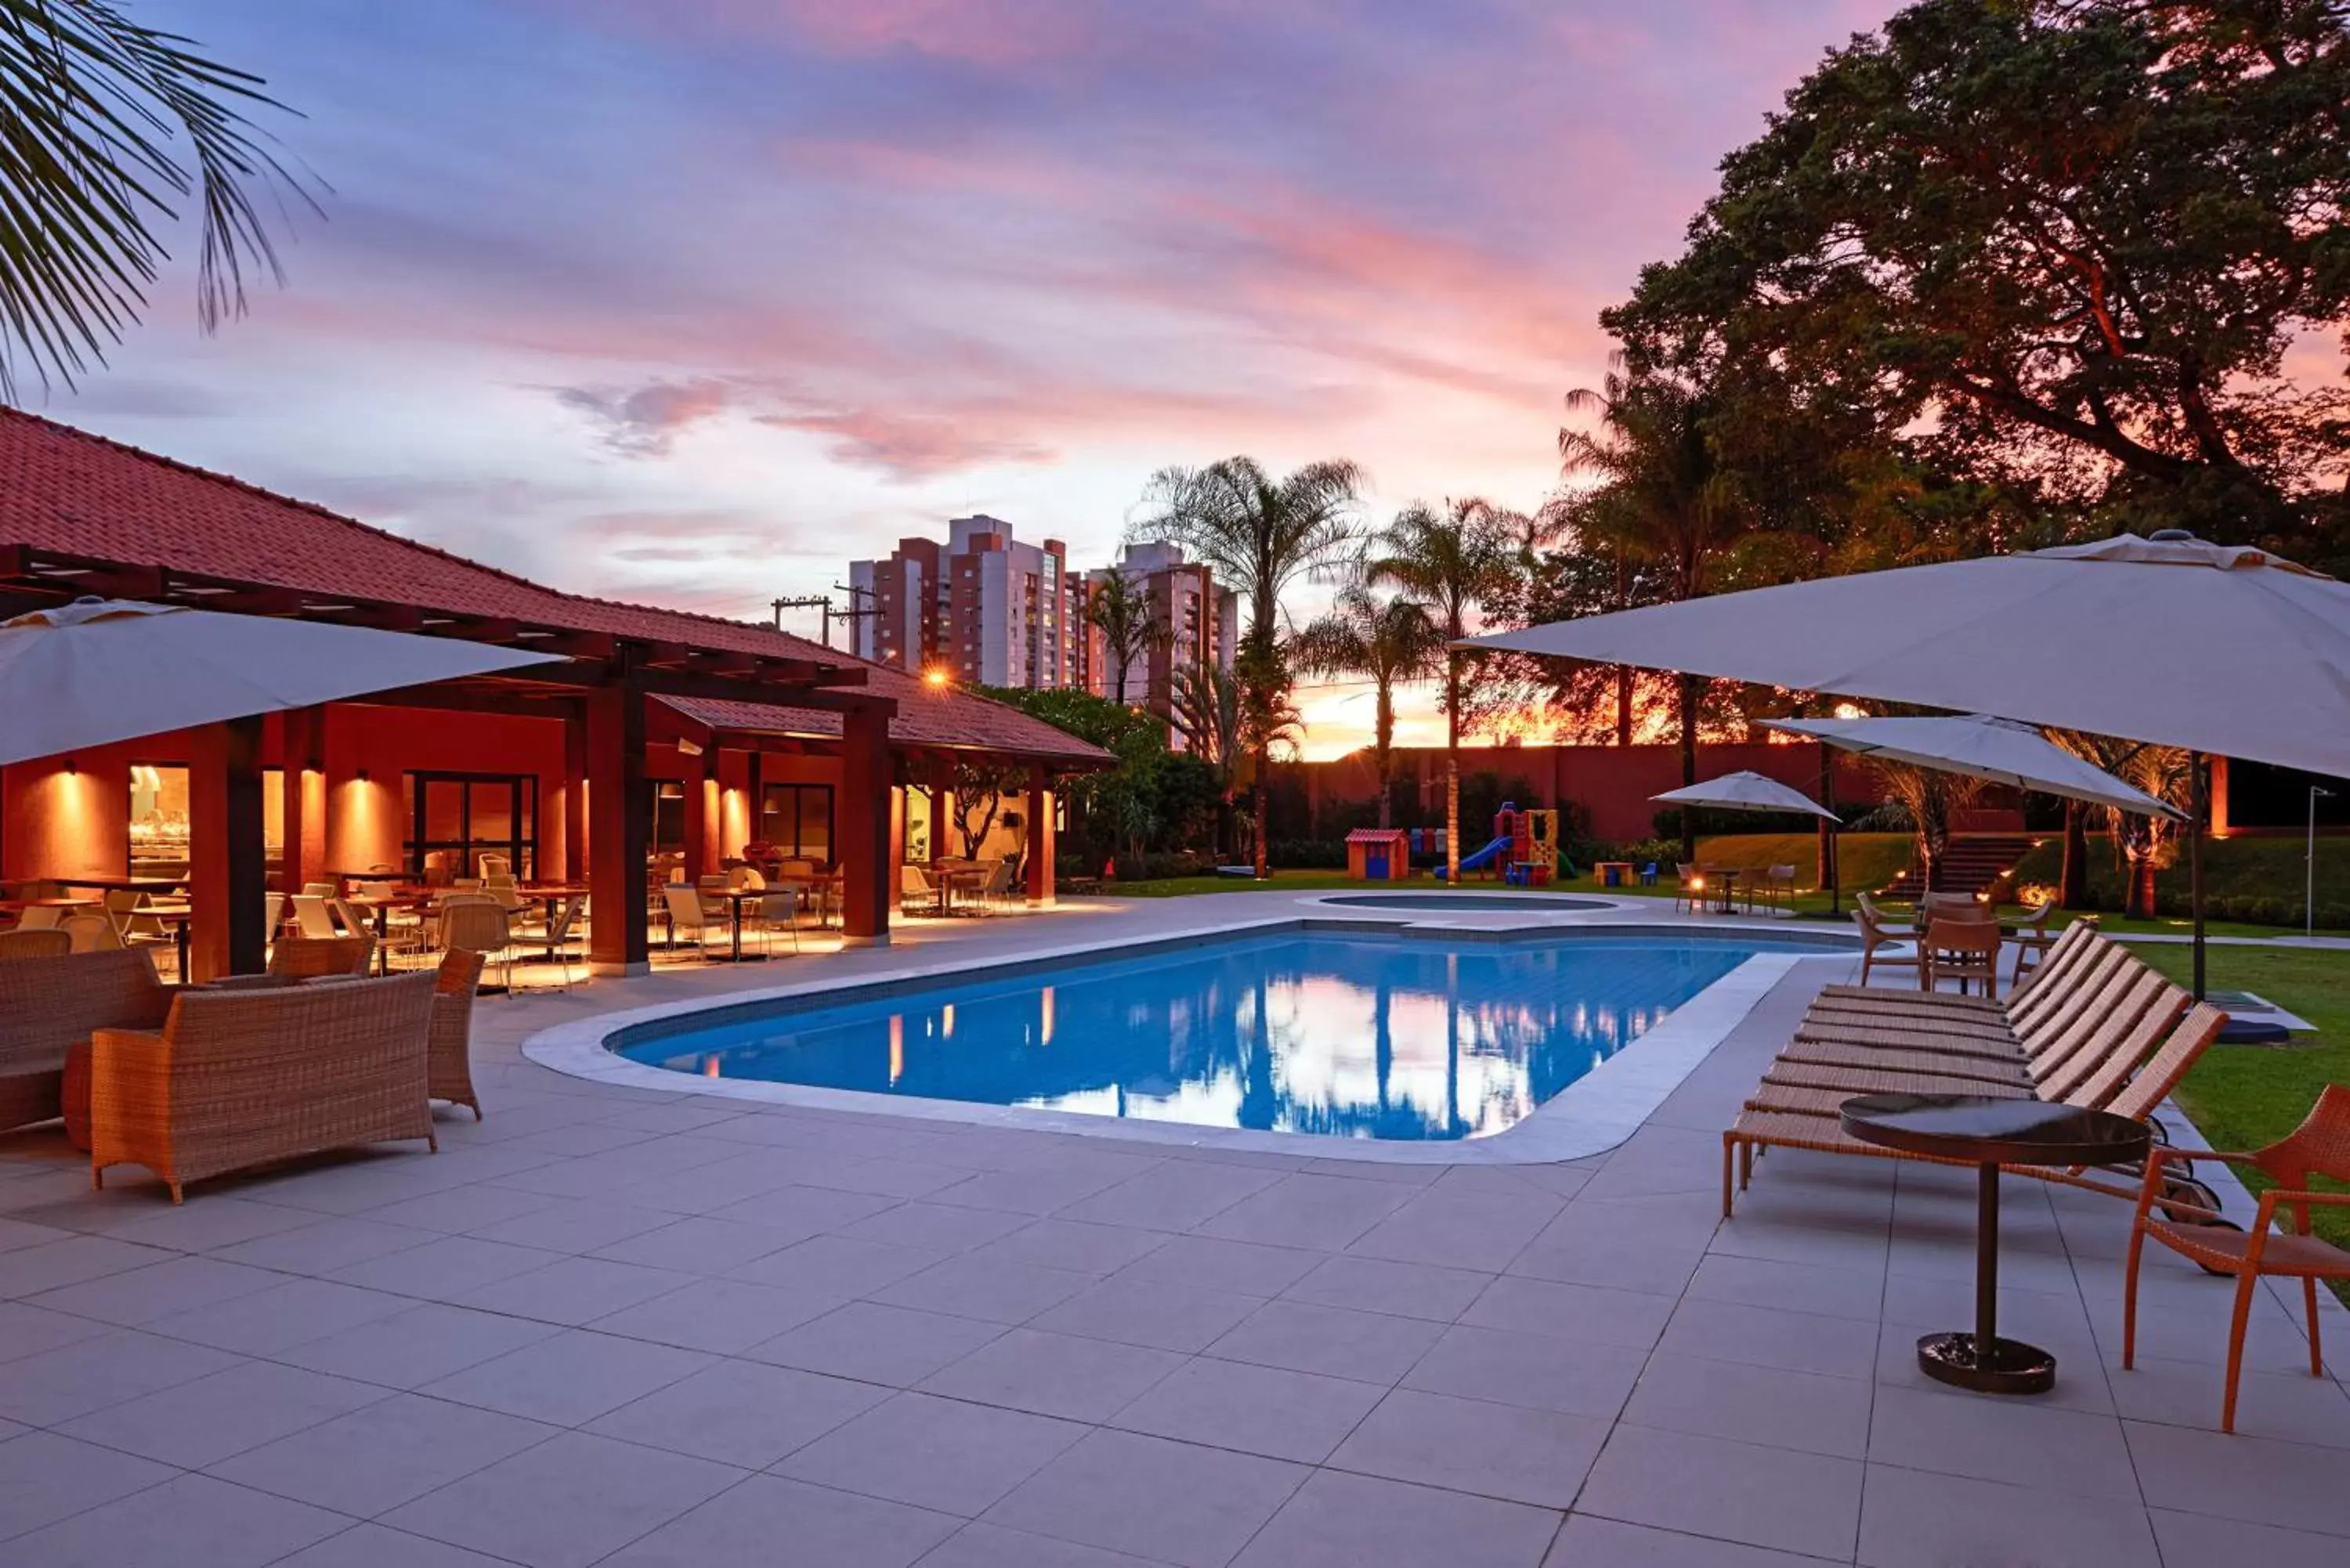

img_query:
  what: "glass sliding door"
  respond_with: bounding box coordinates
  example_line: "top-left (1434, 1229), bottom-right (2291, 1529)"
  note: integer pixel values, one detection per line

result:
top-left (403, 772), bottom-right (536, 880)
top-left (759, 784), bottom-right (834, 865)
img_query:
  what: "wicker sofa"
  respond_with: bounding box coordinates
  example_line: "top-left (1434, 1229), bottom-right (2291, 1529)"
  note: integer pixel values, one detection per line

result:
top-left (89, 969), bottom-right (439, 1202)
top-left (0, 948), bottom-right (178, 1134)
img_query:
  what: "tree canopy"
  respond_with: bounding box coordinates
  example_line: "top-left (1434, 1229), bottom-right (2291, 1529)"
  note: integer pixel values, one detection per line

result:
top-left (1604, 0), bottom-right (2350, 555)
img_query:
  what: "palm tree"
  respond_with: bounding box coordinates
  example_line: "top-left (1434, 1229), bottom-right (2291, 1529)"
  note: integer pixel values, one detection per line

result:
top-left (1171, 658), bottom-right (1242, 859)
top-left (1, 0), bottom-right (315, 399)
top-left (1559, 362), bottom-right (1751, 862)
top-left (2048, 731), bottom-right (2191, 917)
top-left (1291, 585), bottom-right (1441, 829)
top-left (1084, 569), bottom-right (1168, 707)
top-left (1233, 643), bottom-right (1304, 871)
top-left (1365, 498), bottom-right (1520, 882)
top-left (1135, 456), bottom-right (1365, 876)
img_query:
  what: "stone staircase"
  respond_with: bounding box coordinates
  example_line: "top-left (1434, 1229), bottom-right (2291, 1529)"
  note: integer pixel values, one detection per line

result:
top-left (1878, 833), bottom-right (2040, 901)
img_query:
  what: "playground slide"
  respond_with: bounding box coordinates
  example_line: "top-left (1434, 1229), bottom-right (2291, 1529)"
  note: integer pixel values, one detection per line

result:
top-left (1431, 835), bottom-right (1513, 880)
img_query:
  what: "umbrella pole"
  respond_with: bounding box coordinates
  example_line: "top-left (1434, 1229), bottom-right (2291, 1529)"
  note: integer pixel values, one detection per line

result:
top-left (1820, 744), bottom-right (1840, 916)
top-left (2189, 751), bottom-right (2207, 1003)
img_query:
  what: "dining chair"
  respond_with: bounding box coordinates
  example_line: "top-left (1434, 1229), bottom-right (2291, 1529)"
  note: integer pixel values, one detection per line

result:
top-left (1922, 916), bottom-right (2000, 998)
top-left (753, 887), bottom-right (801, 954)
top-left (511, 894), bottom-right (582, 990)
top-left (1673, 864), bottom-right (1702, 915)
top-left (1851, 894), bottom-right (1924, 988)
top-left (2008, 898), bottom-right (2059, 983)
top-left (301, 882), bottom-right (337, 900)
top-left (61, 912), bottom-right (122, 953)
top-left (900, 865), bottom-right (942, 916)
top-left (290, 894), bottom-right (339, 940)
top-left (661, 884), bottom-right (725, 961)
top-left (0, 928), bottom-right (72, 960)
top-left (439, 900), bottom-right (520, 992)
top-left (2124, 1086), bottom-right (2350, 1433)
top-left (13, 905), bottom-right (63, 931)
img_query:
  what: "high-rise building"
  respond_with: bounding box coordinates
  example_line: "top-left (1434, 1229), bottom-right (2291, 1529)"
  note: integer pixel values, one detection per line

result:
top-left (848, 516), bottom-right (1082, 689)
top-left (1083, 542), bottom-right (1239, 734)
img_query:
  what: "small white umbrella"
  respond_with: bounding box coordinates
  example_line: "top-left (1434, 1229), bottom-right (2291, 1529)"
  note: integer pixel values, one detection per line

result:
top-left (0, 598), bottom-right (562, 764)
top-left (1651, 770), bottom-right (1839, 820)
top-left (1761, 716), bottom-right (2184, 821)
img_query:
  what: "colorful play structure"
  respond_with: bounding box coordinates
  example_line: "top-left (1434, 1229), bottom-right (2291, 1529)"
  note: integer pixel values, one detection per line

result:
top-left (1344, 827), bottom-right (1410, 880)
top-left (1431, 802), bottom-right (1562, 885)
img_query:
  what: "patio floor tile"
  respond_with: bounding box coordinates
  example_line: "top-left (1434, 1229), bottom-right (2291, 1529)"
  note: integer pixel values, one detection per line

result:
top-left (598, 1474), bottom-right (958, 1568)
top-left (1576, 1424), bottom-right (1864, 1561)
top-left (746, 1300), bottom-right (1006, 1386)
top-left (0, 1429), bottom-right (177, 1541)
top-left (1028, 1274), bottom-right (1261, 1353)
top-left (1855, 1464), bottom-right (2157, 1568)
top-left (414, 1328), bottom-right (710, 1425)
top-left (1685, 1253), bottom-right (1886, 1323)
top-left (463, 1201), bottom-right (695, 1258)
top-left (1864, 1386), bottom-right (2140, 1502)
top-left (1195, 1174), bottom-right (1419, 1251)
top-left (1542, 1515), bottom-right (1829, 1566)
top-left (326, 1234), bottom-right (566, 1301)
top-left (587, 1360), bottom-right (884, 1468)
top-left (207, 1392), bottom-right (558, 1516)
top-left (211, 1216), bottom-right (440, 1274)
top-left (1654, 1295), bottom-right (1881, 1380)
top-left (442, 1255), bottom-right (694, 1325)
top-left (584, 1215), bottom-right (798, 1274)
top-left (1232, 1469), bottom-right (1561, 1568)
top-left (0, 1327), bottom-right (244, 1426)
top-left (269, 1522), bottom-right (532, 1566)
top-left (1459, 1275), bottom-right (1675, 1349)
top-left (0, 1472), bottom-right (349, 1568)
top-left (1329, 1388), bottom-right (1607, 1508)
top-left (1343, 1191), bottom-right (1564, 1274)
top-left (916, 1520), bottom-right (1172, 1567)
top-left (1112, 1234), bottom-right (1321, 1296)
top-left (1057, 1162), bottom-right (1283, 1233)
top-left (1401, 1324), bottom-right (1647, 1419)
top-left (875, 1253), bottom-right (1095, 1325)
top-left (24, 1253), bottom-right (283, 1326)
top-left (588, 1274), bottom-right (845, 1353)
top-left (985, 1428), bottom-right (1307, 1568)
top-left (145, 1277), bottom-right (414, 1357)
top-left (379, 1430), bottom-right (743, 1568)
top-left (917, 1328), bottom-right (1184, 1422)
top-left (839, 1201), bottom-right (1033, 1255)
top-left (2122, 1419), bottom-right (2350, 1537)
top-left (966, 1219), bottom-right (1170, 1277)
top-left (2147, 1505), bottom-right (2350, 1566)
top-left (1622, 1352), bottom-right (1874, 1459)
top-left (727, 1234), bottom-right (949, 1296)
top-left (1206, 1299), bottom-right (1445, 1384)
top-left (1285, 1254), bottom-right (1493, 1322)
top-left (779, 1391), bottom-right (1089, 1516)
top-left (0, 1299), bottom-right (118, 1364)
top-left (277, 1302), bottom-right (562, 1389)
top-left (1107, 1355), bottom-right (1386, 1464)
top-left (58, 1357), bottom-right (387, 1469)
top-left (0, 1234), bottom-right (175, 1298)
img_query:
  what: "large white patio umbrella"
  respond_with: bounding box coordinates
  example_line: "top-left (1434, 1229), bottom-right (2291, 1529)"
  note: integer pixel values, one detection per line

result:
top-left (1468, 530), bottom-right (2348, 994)
top-left (0, 598), bottom-right (563, 764)
top-left (1762, 716), bottom-right (2183, 822)
top-left (1651, 769), bottom-right (1840, 820)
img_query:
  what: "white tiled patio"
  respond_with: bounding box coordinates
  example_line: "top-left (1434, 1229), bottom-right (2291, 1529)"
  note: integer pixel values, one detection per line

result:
top-left (2, 894), bottom-right (2346, 1567)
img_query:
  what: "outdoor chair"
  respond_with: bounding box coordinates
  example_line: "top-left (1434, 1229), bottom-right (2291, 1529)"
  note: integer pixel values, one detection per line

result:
top-left (1752, 864), bottom-right (1799, 913)
top-left (2008, 898), bottom-right (2059, 984)
top-left (510, 894), bottom-right (584, 990)
top-left (1639, 862), bottom-right (1659, 886)
top-left (88, 969), bottom-right (440, 1202)
top-left (979, 856), bottom-right (1019, 912)
top-left (302, 882), bottom-right (337, 900)
top-left (1673, 863), bottom-right (1702, 914)
top-left (12, 904), bottom-right (63, 930)
top-left (2123, 1085), bottom-right (2350, 1433)
top-left (430, 948), bottom-right (487, 1118)
top-left (0, 928), bottom-right (71, 962)
top-left (1923, 916), bottom-right (2001, 999)
top-left (1851, 896), bottom-right (1923, 988)
top-left (61, 912), bottom-right (122, 953)
top-left (290, 894), bottom-right (339, 940)
top-left (5, 948), bottom-right (179, 1136)
top-left (263, 892), bottom-right (286, 938)
top-left (269, 934), bottom-right (377, 982)
top-left (478, 854), bottom-right (511, 880)
top-left (727, 865), bottom-right (767, 892)
top-left (441, 901), bottom-right (522, 991)
top-left (901, 865), bottom-right (943, 916)
top-left (661, 884), bottom-right (728, 961)
top-left (752, 887), bottom-right (802, 954)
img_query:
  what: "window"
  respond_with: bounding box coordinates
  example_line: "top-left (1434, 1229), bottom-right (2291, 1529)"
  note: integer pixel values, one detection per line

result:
top-left (404, 772), bottom-right (536, 880)
top-left (759, 783), bottom-right (833, 863)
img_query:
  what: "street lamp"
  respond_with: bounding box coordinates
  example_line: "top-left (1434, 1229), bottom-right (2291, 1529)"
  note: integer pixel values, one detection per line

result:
top-left (2309, 785), bottom-right (2334, 938)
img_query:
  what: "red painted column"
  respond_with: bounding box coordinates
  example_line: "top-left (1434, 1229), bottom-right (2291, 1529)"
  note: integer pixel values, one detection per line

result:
top-left (279, 705), bottom-right (322, 891)
top-left (586, 678), bottom-right (650, 974)
top-left (839, 702), bottom-right (893, 947)
top-left (190, 716), bottom-right (267, 980)
top-left (557, 706), bottom-right (588, 883)
top-left (700, 742), bottom-right (724, 873)
top-left (1024, 765), bottom-right (1056, 905)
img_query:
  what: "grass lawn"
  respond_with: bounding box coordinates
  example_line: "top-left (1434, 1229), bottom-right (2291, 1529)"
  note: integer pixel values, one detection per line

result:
top-left (2128, 942), bottom-right (2350, 1299)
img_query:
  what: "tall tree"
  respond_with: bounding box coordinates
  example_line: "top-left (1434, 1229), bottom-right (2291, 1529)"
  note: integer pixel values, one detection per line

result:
top-left (1, 0), bottom-right (316, 399)
top-left (1170, 658), bottom-right (1242, 859)
top-left (1365, 498), bottom-right (1520, 881)
top-left (1134, 456), bottom-right (1366, 876)
top-left (1604, 0), bottom-right (2350, 555)
top-left (1292, 584), bottom-right (1443, 828)
top-left (1085, 570), bottom-right (1168, 706)
top-left (1557, 365), bottom-right (1755, 861)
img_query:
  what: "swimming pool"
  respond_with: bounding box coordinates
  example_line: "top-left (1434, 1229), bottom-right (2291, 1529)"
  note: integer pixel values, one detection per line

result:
top-left (613, 930), bottom-right (1820, 1142)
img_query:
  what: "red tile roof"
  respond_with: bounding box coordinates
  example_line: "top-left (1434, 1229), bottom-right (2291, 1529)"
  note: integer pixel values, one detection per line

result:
top-left (0, 409), bottom-right (1107, 764)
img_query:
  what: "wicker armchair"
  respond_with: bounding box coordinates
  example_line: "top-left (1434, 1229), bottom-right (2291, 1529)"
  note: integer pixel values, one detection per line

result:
top-left (0, 928), bottom-right (71, 961)
top-left (89, 970), bottom-right (439, 1202)
top-left (2, 948), bottom-right (177, 1133)
top-left (269, 934), bottom-right (375, 981)
top-left (431, 948), bottom-right (486, 1119)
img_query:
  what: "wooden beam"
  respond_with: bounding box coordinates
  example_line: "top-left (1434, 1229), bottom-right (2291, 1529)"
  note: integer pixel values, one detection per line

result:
top-left (840, 703), bottom-right (892, 947)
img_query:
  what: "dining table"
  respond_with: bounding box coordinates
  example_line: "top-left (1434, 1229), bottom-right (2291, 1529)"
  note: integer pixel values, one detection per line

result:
top-left (1697, 864), bottom-right (1742, 915)
top-left (930, 861), bottom-right (993, 916)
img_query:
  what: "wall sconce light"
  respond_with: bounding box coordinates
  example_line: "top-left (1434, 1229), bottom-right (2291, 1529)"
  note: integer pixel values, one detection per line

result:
top-left (356, 768), bottom-right (371, 782)
top-left (677, 739), bottom-right (705, 758)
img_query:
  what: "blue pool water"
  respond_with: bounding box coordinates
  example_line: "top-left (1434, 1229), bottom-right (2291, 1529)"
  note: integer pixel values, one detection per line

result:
top-left (616, 933), bottom-right (1813, 1141)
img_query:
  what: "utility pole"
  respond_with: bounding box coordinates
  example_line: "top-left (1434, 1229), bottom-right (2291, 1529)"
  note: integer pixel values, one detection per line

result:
top-left (768, 584), bottom-right (880, 653)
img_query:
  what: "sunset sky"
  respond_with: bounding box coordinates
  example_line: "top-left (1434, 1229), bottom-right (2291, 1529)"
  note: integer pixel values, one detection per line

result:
top-left (43, 0), bottom-right (1893, 757)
